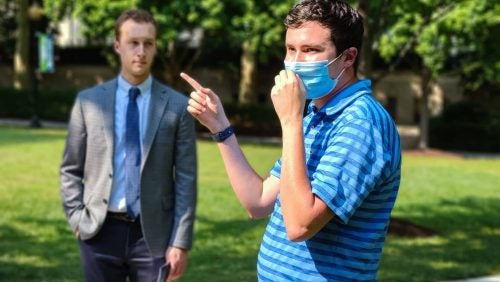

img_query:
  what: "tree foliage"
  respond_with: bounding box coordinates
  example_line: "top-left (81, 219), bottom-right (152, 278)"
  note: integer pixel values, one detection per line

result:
top-left (43, 0), bottom-right (225, 85)
top-left (0, 0), bottom-right (18, 62)
top-left (219, 0), bottom-right (294, 103)
top-left (377, 0), bottom-right (500, 91)
top-left (4, 0), bottom-right (498, 100)
top-left (228, 0), bottom-right (294, 61)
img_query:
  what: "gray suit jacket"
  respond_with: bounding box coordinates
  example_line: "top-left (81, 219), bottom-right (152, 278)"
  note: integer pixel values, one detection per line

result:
top-left (60, 78), bottom-right (197, 257)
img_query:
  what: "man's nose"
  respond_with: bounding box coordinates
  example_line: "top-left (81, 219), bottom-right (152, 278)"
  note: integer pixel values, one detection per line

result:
top-left (137, 44), bottom-right (145, 55)
top-left (287, 52), bottom-right (304, 62)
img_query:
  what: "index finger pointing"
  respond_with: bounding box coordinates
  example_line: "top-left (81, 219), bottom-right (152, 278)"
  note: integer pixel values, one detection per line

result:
top-left (180, 72), bottom-right (203, 91)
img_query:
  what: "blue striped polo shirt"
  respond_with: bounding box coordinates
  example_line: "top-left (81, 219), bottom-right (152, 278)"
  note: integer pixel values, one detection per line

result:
top-left (258, 79), bottom-right (401, 281)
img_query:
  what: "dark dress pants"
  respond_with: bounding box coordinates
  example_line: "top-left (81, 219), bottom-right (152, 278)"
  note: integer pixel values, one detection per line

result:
top-left (79, 215), bottom-right (165, 282)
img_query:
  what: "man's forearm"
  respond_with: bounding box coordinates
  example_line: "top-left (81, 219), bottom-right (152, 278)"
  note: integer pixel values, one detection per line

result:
top-left (279, 121), bottom-right (333, 241)
top-left (216, 134), bottom-right (275, 219)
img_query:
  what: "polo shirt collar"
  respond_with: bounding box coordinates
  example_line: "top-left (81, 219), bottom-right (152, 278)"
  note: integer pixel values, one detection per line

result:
top-left (308, 79), bottom-right (372, 116)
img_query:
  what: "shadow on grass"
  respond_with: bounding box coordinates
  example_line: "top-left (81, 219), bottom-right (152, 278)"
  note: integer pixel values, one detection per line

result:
top-left (183, 215), bottom-right (268, 282)
top-left (2, 197), bottom-right (498, 282)
top-left (0, 217), bottom-right (81, 282)
top-left (0, 213), bottom-right (265, 282)
top-left (380, 196), bottom-right (500, 282)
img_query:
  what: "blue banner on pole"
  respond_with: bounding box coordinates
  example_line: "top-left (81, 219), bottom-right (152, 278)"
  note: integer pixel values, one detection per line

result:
top-left (38, 33), bottom-right (55, 73)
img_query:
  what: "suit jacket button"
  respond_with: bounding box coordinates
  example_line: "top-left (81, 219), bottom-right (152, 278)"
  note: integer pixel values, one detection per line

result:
top-left (109, 173), bottom-right (112, 178)
top-left (103, 199), bottom-right (108, 204)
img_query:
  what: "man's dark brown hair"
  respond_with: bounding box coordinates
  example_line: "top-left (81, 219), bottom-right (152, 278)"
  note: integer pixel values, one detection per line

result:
top-left (114, 8), bottom-right (158, 40)
top-left (285, 0), bottom-right (364, 70)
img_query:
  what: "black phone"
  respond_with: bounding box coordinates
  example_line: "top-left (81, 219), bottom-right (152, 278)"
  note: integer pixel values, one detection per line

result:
top-left (157, 263), bottom-right (170, 282)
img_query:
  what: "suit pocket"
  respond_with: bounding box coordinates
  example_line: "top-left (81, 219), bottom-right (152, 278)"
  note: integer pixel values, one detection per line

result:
top-left (69, 208), bottom-right (83, 232)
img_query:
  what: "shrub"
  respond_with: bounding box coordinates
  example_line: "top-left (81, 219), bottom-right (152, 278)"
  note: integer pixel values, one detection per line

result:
top-left (0, 87), bottom-right (77, 121)
top-left (0, 87), bottom-right (282, 136)
top-left (222, 103), bottom-right (281, 137)
top-left (429, 101), bottom-right (500, 152)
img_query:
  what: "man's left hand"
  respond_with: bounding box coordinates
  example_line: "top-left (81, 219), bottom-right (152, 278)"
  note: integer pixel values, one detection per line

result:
top-left (165, 246), bottom-right (188, 281)
top-left (270, 70), bottom-right (306, 127)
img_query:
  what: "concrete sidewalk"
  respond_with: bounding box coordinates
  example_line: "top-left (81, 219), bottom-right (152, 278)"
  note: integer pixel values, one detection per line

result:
top-left (3, 118), bottom-right (500, 159)
top-left (442, 276), bottom-right (500, 282)
top-left (0, 118), bottom-right (67, 129)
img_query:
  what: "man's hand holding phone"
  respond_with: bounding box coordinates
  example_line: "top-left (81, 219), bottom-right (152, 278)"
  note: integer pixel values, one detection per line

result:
top-left (157, 263), bottom-right (170, 282)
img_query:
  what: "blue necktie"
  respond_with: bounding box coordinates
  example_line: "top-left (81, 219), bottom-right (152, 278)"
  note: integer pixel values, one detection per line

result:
top-left (125, 87), bottom-right (141, 218)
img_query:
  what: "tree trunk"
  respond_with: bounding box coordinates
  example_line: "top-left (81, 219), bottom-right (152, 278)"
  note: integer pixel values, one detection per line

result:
top-left (238, 40), bottom-right (257, 104)
top-left (161, 41), bottom-right (181, 88)
top-left (418, 67), bottom-right (432, 150)
top-left (160, 33), bottom-right (204, 90)
top-left (357, 0), bottom-right (373, 79)
top-left (13, 0), bottom-right (32, 90)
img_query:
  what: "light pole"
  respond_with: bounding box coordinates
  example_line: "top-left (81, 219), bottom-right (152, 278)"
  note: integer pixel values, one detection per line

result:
top-left (28, 0), bottom-right (44, 128)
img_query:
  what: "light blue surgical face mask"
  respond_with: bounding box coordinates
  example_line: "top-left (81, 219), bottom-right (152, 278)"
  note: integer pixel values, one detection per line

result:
top-left (284, 53), bottom-right (346, 99)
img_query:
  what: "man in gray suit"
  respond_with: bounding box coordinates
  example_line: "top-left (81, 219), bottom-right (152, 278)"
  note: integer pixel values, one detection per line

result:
top-left (60, 9), bottom-right (197, 282)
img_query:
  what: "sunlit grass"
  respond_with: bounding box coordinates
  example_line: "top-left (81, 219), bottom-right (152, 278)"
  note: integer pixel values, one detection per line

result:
top-left (0, 126), bottom-right (499, 281)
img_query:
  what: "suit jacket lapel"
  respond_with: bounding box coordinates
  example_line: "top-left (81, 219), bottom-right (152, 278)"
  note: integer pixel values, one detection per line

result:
top-left (142, 79), bottom-right (170, 170)
top-left (97, 79), bottom-right (117, 165)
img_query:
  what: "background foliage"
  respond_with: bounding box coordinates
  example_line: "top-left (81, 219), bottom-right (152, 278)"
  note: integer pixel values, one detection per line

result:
top-left (0, 0), bottom-right (17, 62)
top-left (377, 0), bottom-right (500, 91)
top-left (429, 101), bottom-right (500, 152)
top-left (1, 0), bottom-right (500, 151)
top-left (0, 87), bottom-right (282, 137)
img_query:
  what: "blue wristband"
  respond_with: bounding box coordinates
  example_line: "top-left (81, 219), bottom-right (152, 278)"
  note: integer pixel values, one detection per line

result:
top-left (211, 126), bottom-right (234, 142)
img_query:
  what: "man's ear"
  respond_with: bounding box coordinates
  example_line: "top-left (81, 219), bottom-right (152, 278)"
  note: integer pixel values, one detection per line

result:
top-left (343, 47), bottom-right (358, 68)
top-left (113, 39), bottom-right (120, 54)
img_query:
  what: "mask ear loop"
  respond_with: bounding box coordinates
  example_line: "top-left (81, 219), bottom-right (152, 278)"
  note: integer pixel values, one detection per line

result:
top-left (327, 51), bottom-right (344, 66)
top-left (326, 51), bottom-right (346, 80)
top-left (335, 68), bottom-right (346, 80)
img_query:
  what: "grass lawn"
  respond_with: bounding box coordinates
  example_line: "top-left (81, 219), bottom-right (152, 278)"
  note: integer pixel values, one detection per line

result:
top-left (0, 126), bottom-right (499, 281)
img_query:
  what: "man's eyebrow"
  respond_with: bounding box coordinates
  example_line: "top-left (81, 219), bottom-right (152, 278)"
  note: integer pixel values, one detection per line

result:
top-left (127, 36), bottom-right (155, 41)
top-left (286, 43), bottom-right (324, 49)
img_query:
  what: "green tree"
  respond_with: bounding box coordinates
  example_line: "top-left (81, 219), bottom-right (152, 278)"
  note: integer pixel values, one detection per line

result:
top-left (0, 0), bottom-right (17, 64)
top-left (13, 0), bottom-right (30, 90)
top-left (145, 0), bottom-right (222, 88)
top-left (44, 0), bottom-right (229, 88)
top-left (45, 0), bottom-right (295, 102)
top-left (228, 0), bottom-right (295, 104)
top-left (359, 0), bottom-right (500, 149)
top-left (356, 0), bottom-right (394, 80)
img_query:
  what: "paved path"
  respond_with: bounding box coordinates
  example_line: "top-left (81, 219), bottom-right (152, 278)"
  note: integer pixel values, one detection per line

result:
top-left (0, 118), bottom-right (67, 129)
top-left (2, 118), bottom-right (500, 158)
top-left (442, 276), bottom-right (500, 282)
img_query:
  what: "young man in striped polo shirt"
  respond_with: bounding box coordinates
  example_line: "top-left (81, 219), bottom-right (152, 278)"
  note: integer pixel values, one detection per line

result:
top-left (181, 0), bottom-right (401, 280)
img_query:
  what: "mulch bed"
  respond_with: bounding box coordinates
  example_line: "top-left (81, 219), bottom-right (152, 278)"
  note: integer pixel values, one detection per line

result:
top-left (388, 217), bottom-right (438, 237)
top-left (391, 149), bottom-right (446, 237)
top-left (403, 148), bottom-right (463, 158)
